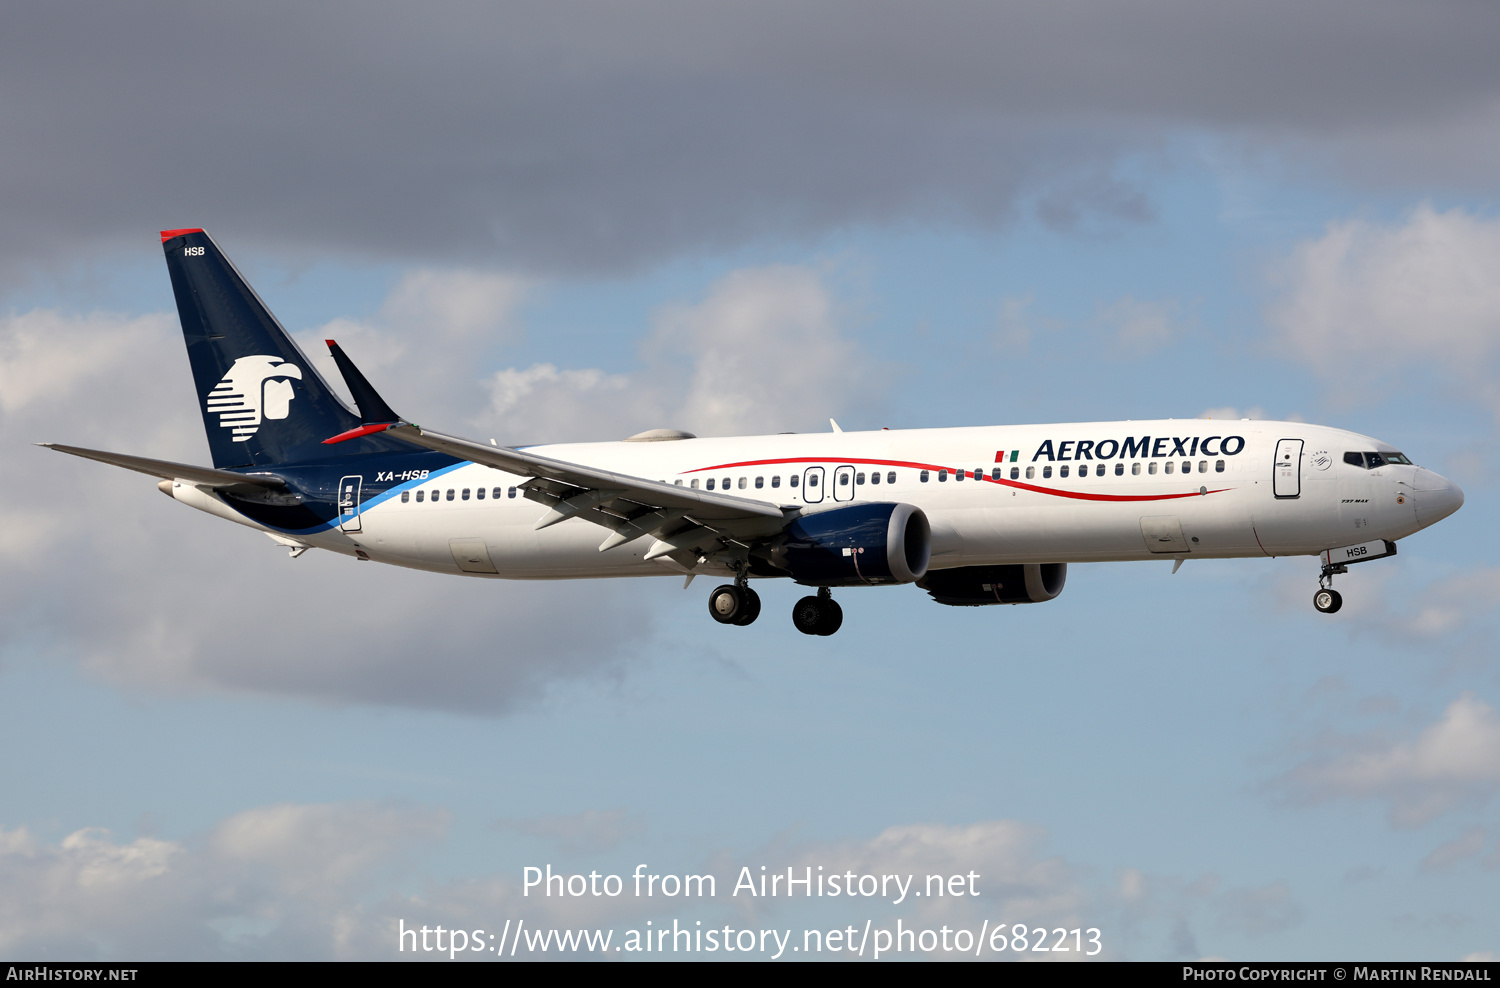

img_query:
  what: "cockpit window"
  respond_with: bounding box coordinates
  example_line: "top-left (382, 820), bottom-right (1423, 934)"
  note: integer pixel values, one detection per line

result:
top-left (1344, 451), bottom-right (1412, 469)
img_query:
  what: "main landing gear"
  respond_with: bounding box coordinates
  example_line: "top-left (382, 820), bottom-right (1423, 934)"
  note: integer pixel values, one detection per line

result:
top-left (1314, 561), bottom-right (1346, 614)
top-left (792, 587), bottom-right (843, 637)
top-left (707, 577), bottom-right (843, 635)
top-left (708, 581), bottom-right (762, 626)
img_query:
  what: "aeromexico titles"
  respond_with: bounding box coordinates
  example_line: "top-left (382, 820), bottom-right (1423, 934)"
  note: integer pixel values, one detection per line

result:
top-left (42, 230), bottom-right (1465, 635)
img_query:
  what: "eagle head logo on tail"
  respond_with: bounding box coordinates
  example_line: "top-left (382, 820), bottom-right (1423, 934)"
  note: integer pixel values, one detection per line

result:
top-left (204, 355), bottom-right (304, 441)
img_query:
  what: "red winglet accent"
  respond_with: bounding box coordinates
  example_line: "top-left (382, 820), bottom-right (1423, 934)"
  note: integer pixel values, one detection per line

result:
top-left (160, 228), bottom-right (204, 243)
top-left (325, 339), bottom-right (337, 348)
top-left (323, 422), bottom-right (398, 444)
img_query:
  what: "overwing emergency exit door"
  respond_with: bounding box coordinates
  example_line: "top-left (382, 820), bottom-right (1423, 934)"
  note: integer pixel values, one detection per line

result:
top-left (338, 475), bottom-right (363, 532)
top-left (1274, 439), bottom-right (1303, 498)
top-left (832, 465), bottom-right (855, 501)
top-left (802, 466), bottom-right (826, 503)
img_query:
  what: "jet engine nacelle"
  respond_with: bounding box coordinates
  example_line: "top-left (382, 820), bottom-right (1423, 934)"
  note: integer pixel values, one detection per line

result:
top-left (762, 502), bottom-right (931, 587)
top-left (917, 563), bottom-right (1067, 606)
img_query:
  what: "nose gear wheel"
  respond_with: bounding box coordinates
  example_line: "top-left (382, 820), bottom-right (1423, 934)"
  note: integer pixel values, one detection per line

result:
top-left (1313, 588), bottom-right (1343, 613)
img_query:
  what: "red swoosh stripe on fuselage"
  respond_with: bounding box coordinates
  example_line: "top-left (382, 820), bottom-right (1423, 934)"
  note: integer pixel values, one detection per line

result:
top-left (683, 456), bottom-right (1231, 503)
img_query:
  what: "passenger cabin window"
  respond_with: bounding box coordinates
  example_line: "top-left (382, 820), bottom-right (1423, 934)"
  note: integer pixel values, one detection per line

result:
top-left (1010, 467), bottom-right (1020, 480)
top-left (738, 477), bottom-right (747, 489)
top-left (1115, 463), bottom-right (1124, 476)
top-left (937, 470), bottom-right (948, 482)
top-left (674, 479), bottom-right (683, 486)
top-left (446, 489), bottom-right (455, 501)
top-left (1026, 466), bottom-right (1035, 479)
top-left (401, 491), bottom-right (410, 502)
top-left (1148, 463), bottom-right (1157, 475)
top-left (1215, 460), bottom-right (1224, 473)
top-left (920, 470), bottom-right (930, 482)
top-left (841, 473), bottom-right (851, 486)
top-left (415, 490), bottom-right (424, 502)
top-left (1042, 465), bottom-right (1052, 479)
top-left (508, 487), bottom-right (517, 498)
top-left (954, 469), bottom-right (963, 481)
top-left (706, 478), bottom-right (715, 491)
top-left (869, 472), bottom-right (879, 485)
top-left (1164, 462), bottom-right (1174, 474)
top-left (771, 476), bottom-right (781, 488)
top-left (492, 488), bottom-right (501, 499)
top-left (461, 488), bottom-right (470, 500)
top-left (691, 479), bottom-right (700, 489)
top-left (722, 476), bottom-right (730, 489)
top-left (755, 476), bottom-right (764, 488)
top-left (1095, 464), bottom-right (1105, 477)
top-left (790, 475), bottom-right (799, 487)
top-left (1132, 462), bottom-right (1141, 475)
top-left (1059, 465), bottom-right (1069, 478)
top-left (856, 472), bottom-right (866, 484)
top-left (886, 471), bottom-right (896, 484)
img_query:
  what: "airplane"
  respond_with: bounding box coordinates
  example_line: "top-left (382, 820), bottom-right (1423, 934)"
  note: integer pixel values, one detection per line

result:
top-left (41, 229), bottom-right (1465, 635)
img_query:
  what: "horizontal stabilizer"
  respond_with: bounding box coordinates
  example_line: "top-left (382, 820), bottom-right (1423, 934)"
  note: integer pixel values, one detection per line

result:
top-left (38, 443), bottom-right (284, 490)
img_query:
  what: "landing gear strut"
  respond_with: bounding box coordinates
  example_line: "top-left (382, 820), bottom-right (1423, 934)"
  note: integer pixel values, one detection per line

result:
top-left (708, 569), bottom-right (761, 626)
top-left (1314, 562), bottom-right (1345, 614)
top-left (792, 587), bottom-right (843, 636)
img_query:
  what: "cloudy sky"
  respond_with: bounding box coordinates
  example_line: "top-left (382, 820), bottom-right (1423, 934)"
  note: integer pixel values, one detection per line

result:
top-left (3, 0), bottom-right (1499, 961)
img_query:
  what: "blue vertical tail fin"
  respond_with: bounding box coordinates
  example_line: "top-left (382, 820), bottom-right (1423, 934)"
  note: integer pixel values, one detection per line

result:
top-left (161, 228), bottom-right (399, 467)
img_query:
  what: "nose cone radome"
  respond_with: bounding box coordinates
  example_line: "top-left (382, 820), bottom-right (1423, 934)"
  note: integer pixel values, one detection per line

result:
top-left (1414, 472), bottom-right (1464, 527)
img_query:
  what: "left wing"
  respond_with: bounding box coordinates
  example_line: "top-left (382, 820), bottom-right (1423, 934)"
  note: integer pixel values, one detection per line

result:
top-left (321, 341), bottom-right (795, 566)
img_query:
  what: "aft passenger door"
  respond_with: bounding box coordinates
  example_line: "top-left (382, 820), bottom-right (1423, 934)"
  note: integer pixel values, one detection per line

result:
top-left (802, 466), bottom-right (826, 503)
top-left (1274, 439), bottom-right (1303, 499)
top-left (832, 465), bottom-right (855, 501)
top-left (338, 475), bottom-right (364, 532)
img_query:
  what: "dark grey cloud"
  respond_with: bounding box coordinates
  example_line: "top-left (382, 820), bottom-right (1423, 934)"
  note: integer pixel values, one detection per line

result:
top-left (5, 1), bottom-right (1500, 275)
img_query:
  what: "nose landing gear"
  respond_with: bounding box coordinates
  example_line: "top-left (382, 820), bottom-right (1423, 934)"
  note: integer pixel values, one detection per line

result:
top-left (792, 587), bottom-right (843, 636)
top-left (1314, 562), bottom-right (1346, 614)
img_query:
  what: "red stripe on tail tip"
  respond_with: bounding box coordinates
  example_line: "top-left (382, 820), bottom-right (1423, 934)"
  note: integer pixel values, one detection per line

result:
top-left (325, 339), bottom-right (337, 347)
top-left (159, 228), bottom-right (204, 243)
top-left (323, 422), bottom-right (397, 444)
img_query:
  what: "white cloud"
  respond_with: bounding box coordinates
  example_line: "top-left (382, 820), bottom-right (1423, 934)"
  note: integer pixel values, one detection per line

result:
top-left (0, 802), bottom-right (446, 959)
top-left (475, 263), bottom-right (881, 442)
top-left (1276, 693), bottom-right (1500, 827)
top-left (651, 265), bottom-right (868, 437)
top-left (1268, 206), bottom-right (1500, 415)
top-left (0, 309), bottom-right (171, 415)
top-left (298, 268), bottom-right (530, 426)
top-left (1198, 406), bottom-right (1265, 421)
top-left (494, 808), bottom-right (646, 855)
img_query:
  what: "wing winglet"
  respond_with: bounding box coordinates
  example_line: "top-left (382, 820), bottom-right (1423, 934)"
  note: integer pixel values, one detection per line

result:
top-left (324, 340), bottom-right (402, 424)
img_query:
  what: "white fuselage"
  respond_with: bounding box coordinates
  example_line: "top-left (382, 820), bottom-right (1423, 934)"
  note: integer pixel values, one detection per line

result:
top-left (169, 419), bottom-right (1464, 581)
